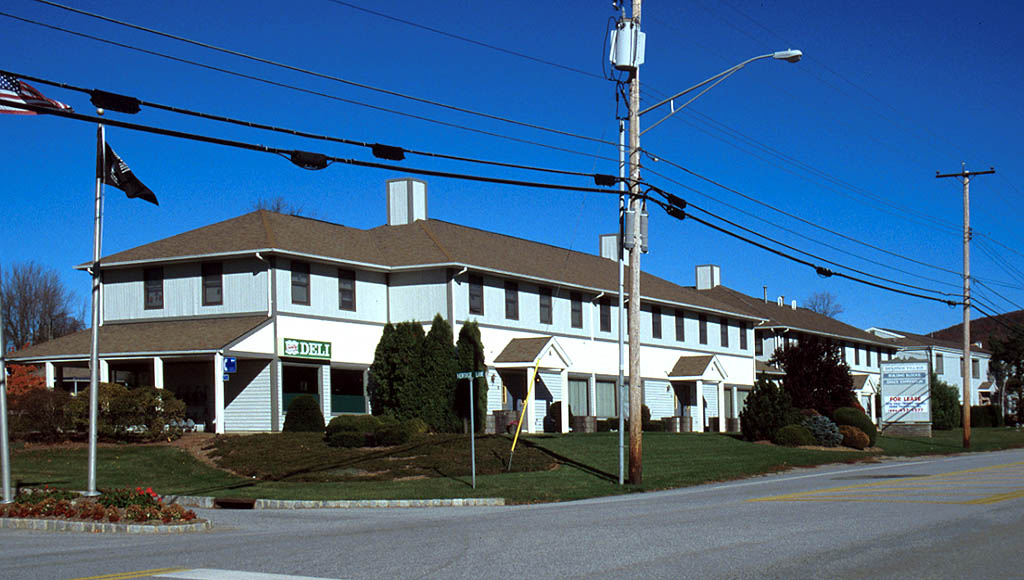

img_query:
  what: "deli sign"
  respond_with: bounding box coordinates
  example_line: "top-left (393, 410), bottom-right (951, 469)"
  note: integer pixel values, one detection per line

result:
top-left (282, 338), bottom-right (332, 359)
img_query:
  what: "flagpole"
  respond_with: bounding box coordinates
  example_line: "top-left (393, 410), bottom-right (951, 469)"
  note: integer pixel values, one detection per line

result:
top-left (0, 265), bottom-right (13, 504)
top-left (86, 117), bottom-right (105, 496)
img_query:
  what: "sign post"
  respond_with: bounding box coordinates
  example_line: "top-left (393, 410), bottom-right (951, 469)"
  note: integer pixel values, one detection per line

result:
top-left (880, 359), bottom-right (931, 437)
top-left (456, 369), bottom-right (485, 489)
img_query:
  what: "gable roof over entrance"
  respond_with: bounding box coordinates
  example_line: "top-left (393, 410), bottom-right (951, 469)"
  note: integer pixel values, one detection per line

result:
top-left (493, 336), bottom-right (571, 369)
top-left (667, 355), bottom-right (727, 382)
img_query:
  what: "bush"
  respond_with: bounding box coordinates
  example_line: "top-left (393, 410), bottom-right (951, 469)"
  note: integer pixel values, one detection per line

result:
top-left (66, 383), bottom-right (185, 442)
top-left (971, 405), bottom-right (1003, 428)
top-left (740, 377), bottom-right (795, 442)
top-left (838, 425), bottom-right (869, 450)
top-left (801, 415), bottom-right (842, 447)
top-left (283, 395), bottom-right (325, 432)
top-left (774, 424), bottom-right (815, 446)
top-left (544, 402), bottom-right (567, 433)
top-left (325, 414), bottom-right (416, 448)
top-left (833, 406), bottom-right (877, 447)
top-left (596, 418), bottom-right (620, 432)
top-left (930, 375), bottom-right (961, 430)
top-left (326, 414), bottom-right (382, 436)
top-left (326, 431), bottom-right (368, 448)
top-left (9, 387), bottom-right (72, 442)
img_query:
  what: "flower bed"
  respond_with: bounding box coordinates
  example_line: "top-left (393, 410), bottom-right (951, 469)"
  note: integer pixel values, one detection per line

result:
top-left (0, 487), bottom-right (201, 524)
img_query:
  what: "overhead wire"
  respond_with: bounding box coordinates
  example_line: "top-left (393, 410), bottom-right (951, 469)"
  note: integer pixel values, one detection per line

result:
top-left (5, 69), bottom-right (618, 183)
top-left (0, 11), bottom-right (621, 165)
top-left (30, 0), bottom-right (617, 148)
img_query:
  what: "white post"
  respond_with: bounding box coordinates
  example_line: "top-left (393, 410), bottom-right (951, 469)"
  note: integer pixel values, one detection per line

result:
top-left (86, 122), bottom-right (106, 497)
top-left (717, 381), bottom-right (726, 433)
top-left (214, 352), bottom-right (225, 434)
top-left (153, 357), bottom-right (164, 389)
top-left (526, 367), bottom-right (536, 434)
top-left (45, 362), bottom-right (56, 389)
top-left (99, 360), bottom-right (109, 383)
top-left (0, 266), bottom-right (12, 503)
top-left (695, 380), bottom-right (705, 432)
top-left (560, 368), bottom-right (569, 434)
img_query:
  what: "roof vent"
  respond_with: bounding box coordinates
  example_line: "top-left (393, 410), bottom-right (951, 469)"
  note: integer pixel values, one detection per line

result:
top-left (777, 296), bottom-right (784, 306)
top-left (791, 300), bottom-right (797, 310)
top-left (696, 264), bottom-right (721, 290)
top-left (387, 178), bottom-right (427, 226)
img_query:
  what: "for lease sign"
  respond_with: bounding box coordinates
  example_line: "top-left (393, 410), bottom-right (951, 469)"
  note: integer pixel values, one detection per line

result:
top-left (880, 360), bottom-right (930, 423)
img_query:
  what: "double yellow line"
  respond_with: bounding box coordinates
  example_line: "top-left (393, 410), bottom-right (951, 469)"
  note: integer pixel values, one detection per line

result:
top-left (65, 567), bottom-right (189, 580)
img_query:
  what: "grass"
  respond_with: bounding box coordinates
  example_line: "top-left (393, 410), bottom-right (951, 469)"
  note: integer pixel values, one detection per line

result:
top-left (9, 427), bottom-right (1024, 504)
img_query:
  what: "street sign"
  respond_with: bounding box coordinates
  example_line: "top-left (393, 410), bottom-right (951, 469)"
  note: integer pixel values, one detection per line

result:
top-left (223, 357), bottom-right (237, 373)
top-left (456, 371), bottom-right (485, 379)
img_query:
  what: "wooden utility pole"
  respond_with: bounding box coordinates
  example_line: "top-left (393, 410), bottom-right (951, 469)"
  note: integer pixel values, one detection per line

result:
top-left (936, 164), bottom-right (994, 449)
top-left (627, 0), bottom-right (643, 485)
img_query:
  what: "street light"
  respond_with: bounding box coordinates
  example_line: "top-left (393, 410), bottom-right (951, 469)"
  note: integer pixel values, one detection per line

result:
top-left (615, 16), bottom-right (801, 484)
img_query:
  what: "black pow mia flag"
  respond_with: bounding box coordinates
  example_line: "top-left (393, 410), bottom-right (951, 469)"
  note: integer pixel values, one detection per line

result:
top-left (97, 142), bottom-right (159, 205)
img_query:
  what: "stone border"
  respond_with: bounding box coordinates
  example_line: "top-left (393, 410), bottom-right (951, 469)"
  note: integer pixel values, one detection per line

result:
top-left (167, 495), bottom-right (504, 509)
top-left (0, 517), bottom-right (212, 534)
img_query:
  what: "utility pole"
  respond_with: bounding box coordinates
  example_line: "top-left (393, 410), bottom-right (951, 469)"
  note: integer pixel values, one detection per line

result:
top-left (937, 164), bottom-right (994, 450)
top-left (626, 0), bottom-right (644, 485)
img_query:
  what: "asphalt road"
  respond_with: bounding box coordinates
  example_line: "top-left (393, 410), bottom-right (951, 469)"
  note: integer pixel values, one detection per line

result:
top-left (3, 449), bottom-right (1023, 580)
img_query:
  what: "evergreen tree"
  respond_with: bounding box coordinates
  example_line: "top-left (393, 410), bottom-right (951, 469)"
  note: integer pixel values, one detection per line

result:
top-left (770, 338), bottom-right (854, 417)
top-left (456, 321), bottom-right (488, 432)
top-left (369, 321), bottom-right (424, 420)
top-left (930, 374), bottom-right (962, 430)
top-left (420, 314), bottom-right (460, 432)
top-left (739, 375), bottom-right (795, 442)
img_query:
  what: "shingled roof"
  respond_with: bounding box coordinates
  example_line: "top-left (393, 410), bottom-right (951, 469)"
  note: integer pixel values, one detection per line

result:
top-left (10, 316), bottom-right (269, 361)
top-left (874, 328), bottom-right (992, 355)
top-left (87, 211), bottom-right (754, 318)
top-left (697, 285), bottom-right (892, 347)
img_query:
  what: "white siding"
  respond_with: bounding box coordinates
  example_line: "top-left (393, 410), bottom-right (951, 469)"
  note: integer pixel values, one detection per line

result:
top-left (536, 370), bottom-right (562, 431)
top-left (224, 359), bottom-right (273, 432)
top-left (703, 383), bottom-right (719, 421)
top-left (644, 379), bottom-right (674, 420)
top-left (103, 259), bottom-right (268, 321)
top-left (389, 270), bottom-right (449, 322)
top-left (276, 259), bottom-right (388, 322)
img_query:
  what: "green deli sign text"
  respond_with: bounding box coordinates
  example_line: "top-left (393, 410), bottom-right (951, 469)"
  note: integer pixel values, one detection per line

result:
top-left (282, 338), bottom-right (332, 359)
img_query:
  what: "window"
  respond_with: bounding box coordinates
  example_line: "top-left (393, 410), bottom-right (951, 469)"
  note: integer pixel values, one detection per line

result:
top-left (935, 353), bottom-right (944, 374)
top-left (569, 379), bottom-right (589, 416)
top-left (338, 268), bottom-right (356, 311)
top-left (570, 292), bottom-right (583, 329)
top-left (854, 344), bottom-right (860, 365)
top-left (867, 347), bottom-right (873, 367)
top-left (699, 314), bottom-right (708, 345)
top-left (755, 333), bottom-right (763, 356)
top-left (674, 310), bottom-right (685, 342)
top-left (840, 342), bottom-right (847, 362)
top-left (972, 358), bottom-right (980, 379)
top-left (595, 380), bottom-right (617, 417)
top-left (539, 286), bottom-right (552, 324)
top-left (651, 305), bottom-right (662, 339)
top-left (201, 262), bottom-right (222, 306)
top-left (739, 321), bottom-right (748, 351)
top-left (600, 297), bottom-right (611, 332)
top-left (960, 357), bottom-right (965, 375)
top-left (469, 275), bottom-right (484, 315)
top-left (504, 281), bottom-right (518, 320)
top-left (144, 267), bottom-right (163, 310)
top-left (291, 261), bottom-right (310, 305)
top-left (720, 317), bottom-right (729, 348)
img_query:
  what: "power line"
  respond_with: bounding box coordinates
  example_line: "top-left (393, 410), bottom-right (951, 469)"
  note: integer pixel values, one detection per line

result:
top-left (974, 279), bottom-right (1024, 313)
top-left (30, 0), bottom-right (617, 149)
top-left (0, 11), bottom-right (620, 165)
top-left (5, 69), bottom-right (618, 184)
top-left (323, 0), bottom-right (606, 80)
top-left (1, 98), bottom-right (623, 197)
top-left (641, 190), bottom-right (961, 306)
top-left (641, 156), bottom-right (965, 282)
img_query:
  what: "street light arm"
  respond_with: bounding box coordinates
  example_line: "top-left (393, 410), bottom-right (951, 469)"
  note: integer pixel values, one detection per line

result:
top-left (637, 49), bottom-right (802, 135)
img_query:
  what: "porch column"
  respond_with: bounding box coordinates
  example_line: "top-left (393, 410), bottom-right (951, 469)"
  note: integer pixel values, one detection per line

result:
top-left (588, 373), bottom-right (596, 417)
top-left (99, 359), bottom-right (109, 383)
top-left (717, 381), bottom-right (726, 433)
top-left (695, 380), bottom-right (705, 432)
top-left (44, 362), bottom-right (55, 389)
top-left (559, 368), bottom-right (569, 434)
top-left (153, 357), bottom-right (164, 389)
top-left (526, 366), bottom-right (537, 434)
top-left (213, 352), bottom-right (225, 434)
top-left (321, 364), bottom-right (331, 420)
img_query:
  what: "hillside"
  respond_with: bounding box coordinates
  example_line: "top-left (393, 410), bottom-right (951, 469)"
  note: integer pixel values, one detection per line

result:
top-left (929, 309), bottom-right (1024, 349)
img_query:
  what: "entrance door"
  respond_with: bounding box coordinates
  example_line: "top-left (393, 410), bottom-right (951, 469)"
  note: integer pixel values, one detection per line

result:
top-left (283, 365), bottom-right (319, 412)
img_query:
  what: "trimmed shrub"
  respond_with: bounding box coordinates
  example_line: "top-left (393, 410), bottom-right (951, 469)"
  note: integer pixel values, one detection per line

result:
top-left (838, 425), bottom-right (869, 450)
top-left (375, 423), bottom-right (413, 446)
top-left (283, 395), bottom-right (325, 432)
top-left (931, 375), bottom-right (961, 430)
top-left (971, 405), bottom-right (1003, 428)
top-left (326, 414), bottom-right (382, 437)
top-left (326, 431), bottom-right (367, 449)
top-left (774, 424), bottom-right (815, 446)
top-left (833, 406), bottom-right (877, 447)
top-left (405, 417), bottom-right (430, 435)
top-left (9, 387), bottom-right (72, 442)
top-left (544, 402), bottom-right (566, 433)
top-left (801, 415), bottom-right (842, 447)
top-left (66, 383), bottom-right (185, 442)
top-left (740, 377), bottom-right (795, 442)
top-left (596, 418), bottom-right (620, 432)
top-left (325, 414), bottom-right (416, 448)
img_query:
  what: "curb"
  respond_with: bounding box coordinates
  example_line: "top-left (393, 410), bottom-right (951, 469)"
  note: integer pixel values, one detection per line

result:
top-left (167, 495), bottom-right (505, 509)
top-left (0, 517), bottom-right (212, 534)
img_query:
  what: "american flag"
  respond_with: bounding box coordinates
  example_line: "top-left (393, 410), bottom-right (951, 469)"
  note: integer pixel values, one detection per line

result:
top-left (0, 73), bottom-right (73, 115)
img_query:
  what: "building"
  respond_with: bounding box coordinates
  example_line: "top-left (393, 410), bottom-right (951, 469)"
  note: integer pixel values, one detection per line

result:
top-left (694, 272), bottom-right (899, 423)
top-left (10, 179), bottom-right (768, 434)
top-left (866, 328), bottom-right (993, 406)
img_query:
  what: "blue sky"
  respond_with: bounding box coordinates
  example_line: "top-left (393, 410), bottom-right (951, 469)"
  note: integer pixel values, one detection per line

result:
top-left (2, 0), bottom-right (1022, 335)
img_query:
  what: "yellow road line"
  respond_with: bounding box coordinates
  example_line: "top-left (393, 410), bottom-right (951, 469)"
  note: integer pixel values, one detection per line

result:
top-left (64, 568), bottom-right (190, 580)
top-left (750, 461), bottom-right (1024, 505)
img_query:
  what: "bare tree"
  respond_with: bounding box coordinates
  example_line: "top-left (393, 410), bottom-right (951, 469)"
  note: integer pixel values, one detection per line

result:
top-left (805, 291), bottom-right (844, 318)
top-left (252, 196), bottom-right (316, 218)
top-left (1, 261), bottom-right (84, 351)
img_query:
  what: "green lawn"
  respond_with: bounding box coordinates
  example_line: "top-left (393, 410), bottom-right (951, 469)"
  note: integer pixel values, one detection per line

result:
top-left (9, 428), bottom-right (1024, 504)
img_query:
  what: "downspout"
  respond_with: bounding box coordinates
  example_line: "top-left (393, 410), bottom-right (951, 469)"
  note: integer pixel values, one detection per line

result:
top-left (256, 252), bottom-right (280, 431)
